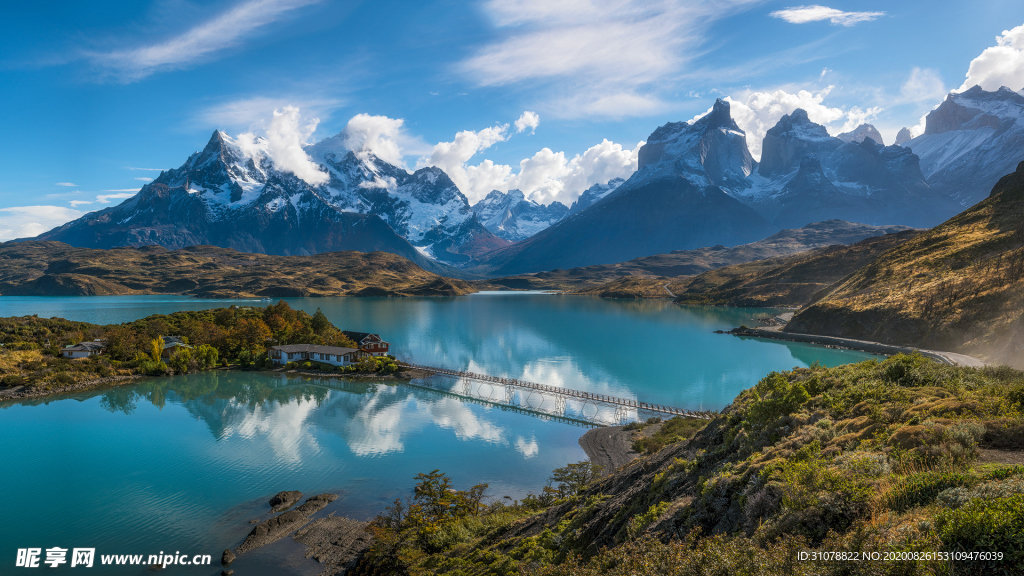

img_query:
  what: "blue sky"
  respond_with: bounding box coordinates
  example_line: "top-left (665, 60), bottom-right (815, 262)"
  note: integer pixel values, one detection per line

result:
top-left (2, 0), bottom-right (1024, 239)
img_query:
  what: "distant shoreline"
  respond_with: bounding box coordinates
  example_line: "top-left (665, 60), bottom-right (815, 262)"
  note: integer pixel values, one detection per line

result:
top-left (728, 326), bottom-right (988, 367)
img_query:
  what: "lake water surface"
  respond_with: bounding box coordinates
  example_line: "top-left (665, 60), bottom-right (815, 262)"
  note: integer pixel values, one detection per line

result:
top-left (0, 294), bottom-right (878, 573)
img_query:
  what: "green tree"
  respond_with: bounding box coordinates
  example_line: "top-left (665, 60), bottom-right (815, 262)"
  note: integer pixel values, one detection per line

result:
top-left (311, 308), bottom-right (331, 334)
top-left (168, 348), bottom-right (193, 374)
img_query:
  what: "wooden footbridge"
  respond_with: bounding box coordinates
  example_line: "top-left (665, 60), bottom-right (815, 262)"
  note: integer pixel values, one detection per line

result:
top-left (400, 362), bottom-right (716, 424)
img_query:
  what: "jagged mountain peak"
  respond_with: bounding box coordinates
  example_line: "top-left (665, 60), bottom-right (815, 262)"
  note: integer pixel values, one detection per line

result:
top-left (695, 98), bottom-right (743, 132)
top-left (471, 188), bottom-right (568, 242)
top-left (637, 98), bottom-right (753, 188)
top-left (758, 109), bottom-right (840, 178)
top-left (895, 127), bottom-right (913, 146)
top-left (837, 124), bottom-right (884, 146)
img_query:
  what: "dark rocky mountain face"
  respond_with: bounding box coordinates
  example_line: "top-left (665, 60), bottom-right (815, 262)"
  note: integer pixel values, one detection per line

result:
top-left (33, 131), bottom-right (505, 269)
top-left (739, 117), bottom-right (960, 230)
top-left (758, 109), bottom-right (841, 178)
top-left (905, 85), bottom-right (1024, 207)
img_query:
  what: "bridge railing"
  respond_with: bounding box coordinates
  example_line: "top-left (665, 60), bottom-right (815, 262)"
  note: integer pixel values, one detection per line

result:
top-left (401, 362), bottom-right (715, 420)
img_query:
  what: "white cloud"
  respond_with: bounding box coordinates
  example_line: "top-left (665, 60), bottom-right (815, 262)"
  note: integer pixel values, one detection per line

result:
top-left (134, 177), bottom-right (153, 182)
top-left (88, 0), bottom-right (324, 81)
top-left (97, 193), bottom-right (136, 203)
top-left (694, 86), bottom-right (888, 159)
top-left (770, 5), bottom-right (885, 27)
top-left (0, 206), bottom-right (84, 241)
top-left (102, 189), bottom-right (141, 192)
top-left (126, 167), bottom-right (166, 171)
top-left (957, 23), bottom-right (1024, 92)
top-left (460, 0), bottom-right (760, 118)
top-left (514, 111), bottom-right (540, 133)
top-left (260, 106), bottom-right (329, 185)
top-left (456, 139), bottom-right (643, 206)
top-left (837, 105), bottom-right (883, 134)
top-left (54, 182), bottom-right (77, 187)
top-left (417, 123), bottom-right (511, 197)
top-left (69, 200), bottom-right (94, 207)
top-left (702, 87), bottom-right (844, 159)
top-left (899, 67), bottom-right (947, 103)
top-left (341, 113), bottom-right (424, 166)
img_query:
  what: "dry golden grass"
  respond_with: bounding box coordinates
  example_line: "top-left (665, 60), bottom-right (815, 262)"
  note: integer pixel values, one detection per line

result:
top-left (0, 242), bottom-right (476, 298)
top-left (789, 164), bottom-right (1024, 368)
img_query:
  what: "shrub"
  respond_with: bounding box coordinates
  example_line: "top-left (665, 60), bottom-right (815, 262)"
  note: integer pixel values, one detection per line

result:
top-left (743, 372), bottom-right (810, 431)
top-left (887, 470), bottom-right (973, 512)
top-left (302, 361), bottom-right (312, 370)
top-left (627, 501), bottom-right (670, 538)
top-left (935, 494), bottom-right (1024, 567)
top-left (938, 475), bottom-right (1024, 509)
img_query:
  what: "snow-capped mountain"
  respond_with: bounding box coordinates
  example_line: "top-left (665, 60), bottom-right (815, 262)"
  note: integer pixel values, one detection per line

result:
top-left (566, 178), bottom-right (624, 217)
top-left (470, 190), bottom-right (568, 242)
top-left (734, 109), bottom-right (958, 229)
top-left (482, 99), bottom-right (963, 275)
top-left (837, 123), bottom-right (885, 145)
top-left (482, 100), bottom-right (778, 274)
top-left (35, 130), bottom-right (506, 267)
top-left (902, 85), bottom-right (1024, 207)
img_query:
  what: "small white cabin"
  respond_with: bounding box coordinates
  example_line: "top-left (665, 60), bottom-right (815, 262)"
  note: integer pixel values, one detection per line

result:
top-left (269, 344), bottom-right (362, 367)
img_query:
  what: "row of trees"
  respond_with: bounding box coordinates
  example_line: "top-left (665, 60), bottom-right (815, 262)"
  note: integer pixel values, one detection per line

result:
top-left (0, 302), bottom-right (379, 384)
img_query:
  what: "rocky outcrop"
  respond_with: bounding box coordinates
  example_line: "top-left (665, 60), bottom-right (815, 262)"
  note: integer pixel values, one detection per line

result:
top-left (293, 516), bottom-right (372, 575)
top-left (269, 490), bottom-right (302, 512)
top-left (236, 494), bottom-right (339, 553)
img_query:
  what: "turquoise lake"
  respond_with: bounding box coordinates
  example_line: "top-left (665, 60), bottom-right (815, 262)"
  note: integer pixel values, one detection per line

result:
top-left (0, 294), bottom-right (879, 573)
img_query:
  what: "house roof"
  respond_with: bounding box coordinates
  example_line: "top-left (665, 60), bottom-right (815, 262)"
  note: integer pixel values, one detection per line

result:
top-left (270, 344), bottom-right (360, 356)
top-left (64, 341), bottom-right (105, 352)
top-left (342, 331), bottom-right (387, 344)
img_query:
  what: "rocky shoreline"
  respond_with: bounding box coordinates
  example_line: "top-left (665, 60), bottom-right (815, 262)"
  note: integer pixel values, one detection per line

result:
top-left (727, 325), bottom-right (988, 367)
top-left (0, 374), bottom-right (145, 402)
top-left (226, 491), bottom-right (370, 576)
top-left (0, 366), bottom-right (435, 404)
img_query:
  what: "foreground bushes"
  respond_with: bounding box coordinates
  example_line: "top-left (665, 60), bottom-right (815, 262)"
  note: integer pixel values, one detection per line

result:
top-left (356, 355), bottom-right (1024, 576)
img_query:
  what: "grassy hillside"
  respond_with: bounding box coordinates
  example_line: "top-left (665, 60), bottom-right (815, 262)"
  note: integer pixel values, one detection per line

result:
top-left (355, 355), bottom-right (1024, 575)
top-left (787, 162), bottom-right (1024, 368)
top-left (671, 231), bottom-right (919, 307)
top-left (483, 221), bottom-right (913, 293)
top-left (0, 241), bottom-right (475, 297)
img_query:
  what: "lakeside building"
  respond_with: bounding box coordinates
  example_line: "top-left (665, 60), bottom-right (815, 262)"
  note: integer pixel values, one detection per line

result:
top-left (61, 340), bottom-right (106, 359)
top-left (160, 336), bottom-right (193, 359)
top-left (269, 344), bottom-right (362, 367)
top-left (342, 332), bottom-right (390, 357)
